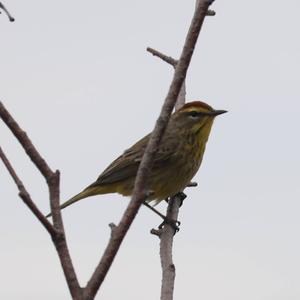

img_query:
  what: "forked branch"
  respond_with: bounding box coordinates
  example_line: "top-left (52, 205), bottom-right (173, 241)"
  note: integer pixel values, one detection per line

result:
top-left (0, 103), bottom-right (82, 299)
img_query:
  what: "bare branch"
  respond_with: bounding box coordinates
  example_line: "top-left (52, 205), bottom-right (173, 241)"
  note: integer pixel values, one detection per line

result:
top-left (158, 64), bottom-right (185, 300)
top-left (0, 102), bottom-right (53, 179)
top-left (146, 47), bottom-right (185, 111)
top-left (109, 223), bottom-right (117, 238)
top-left (0, 146), bottom-right (56, 237)
top-left (147, 47), bottom-right (178, 67)
top-left (160, 195), bottom-right (182, 300)
top-left (197, 0), bottom-right (216, 16)
top-left (48, 171), bottom-right (83, 299)
top-left (0, 2), bottom-right (15, 22)
top-left (159, 57), bottom-right (186, 300)
top-left (83, 1), bottom-right (214, 298)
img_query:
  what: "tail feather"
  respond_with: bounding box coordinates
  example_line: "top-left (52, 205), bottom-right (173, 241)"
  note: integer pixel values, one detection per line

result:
top-left (45, 186), bottom-right (101, 218)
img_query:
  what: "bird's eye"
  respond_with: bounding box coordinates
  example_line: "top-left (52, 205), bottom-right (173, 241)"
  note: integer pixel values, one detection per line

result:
top-left (188, 111), bottom-right (199, 118)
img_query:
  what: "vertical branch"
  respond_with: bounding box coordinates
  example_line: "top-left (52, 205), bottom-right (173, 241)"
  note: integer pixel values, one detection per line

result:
top-left (159, 195), bottom-right (183, 300)
top-left (148, 1), bottom-right (216, 300)
top-left (147, 47), bottom-right (187, 299)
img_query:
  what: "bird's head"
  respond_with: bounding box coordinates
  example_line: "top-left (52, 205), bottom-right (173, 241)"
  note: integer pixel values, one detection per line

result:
top-left (170, 101), bottom-right (227, 136)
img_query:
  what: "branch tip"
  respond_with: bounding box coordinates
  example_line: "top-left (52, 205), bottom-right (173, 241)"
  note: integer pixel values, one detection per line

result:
top-left (187, 182), bottom-right (198, 187)
top-left (146, 47), bottom-right (178, 67)
top-left (150, 228), bottom-right (162, 237)
top-left (109, 223), bottom-right (117, 237)
top-left (206, 9), bottom-right (216, 16)
top-left (109, 223), bottom-right (117, 230)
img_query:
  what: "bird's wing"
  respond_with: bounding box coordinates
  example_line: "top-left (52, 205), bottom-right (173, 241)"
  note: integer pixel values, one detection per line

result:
top-left (93, 134), bottom-right (150, 185)
top-left (91, 132), bottom-right (176, 186)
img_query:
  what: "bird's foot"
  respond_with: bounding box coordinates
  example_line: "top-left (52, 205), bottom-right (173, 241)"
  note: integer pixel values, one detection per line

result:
top-left (164, 191), bottom-right (187, 206)
top-left (166, 192), bottom-right (186, 206)
top-left (158, 217), bottom-right (181, 233)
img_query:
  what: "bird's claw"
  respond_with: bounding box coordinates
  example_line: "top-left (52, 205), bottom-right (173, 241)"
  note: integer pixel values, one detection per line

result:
top-left (164, 191), bottom-right (187, 206)
top-left (158, 218), bottom-right (181, 233)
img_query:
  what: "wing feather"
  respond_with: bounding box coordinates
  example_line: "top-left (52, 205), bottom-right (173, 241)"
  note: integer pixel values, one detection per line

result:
top-left (91, 131), bottom-right (178, 186)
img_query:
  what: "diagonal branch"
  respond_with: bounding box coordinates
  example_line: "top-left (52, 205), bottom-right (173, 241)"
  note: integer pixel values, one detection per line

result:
top-left (83, 1), bottom-right (214, 298)
top-left (147, 47), bottom-right (178, 67)
top-left (0, 146), bottom-right (56, 237)
top-left (146, 47), bottom-right (186, 111)
top-left (0, 102), bottom-right (53, 179)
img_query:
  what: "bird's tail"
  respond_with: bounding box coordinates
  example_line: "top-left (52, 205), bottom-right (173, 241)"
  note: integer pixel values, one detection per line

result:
top-left (45, 186), bottom-right (101, 218)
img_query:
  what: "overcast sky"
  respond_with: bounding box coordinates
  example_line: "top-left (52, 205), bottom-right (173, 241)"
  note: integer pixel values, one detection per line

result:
top-left (1, 1), bottom-right (300, 299)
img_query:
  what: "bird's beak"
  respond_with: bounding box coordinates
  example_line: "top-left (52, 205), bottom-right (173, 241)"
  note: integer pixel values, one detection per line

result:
top-left (210, 109), bottom-right (227, 116)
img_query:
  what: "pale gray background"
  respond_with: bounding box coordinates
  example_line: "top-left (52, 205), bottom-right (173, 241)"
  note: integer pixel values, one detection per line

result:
top-left (1, 1), bottom-right (300, 299)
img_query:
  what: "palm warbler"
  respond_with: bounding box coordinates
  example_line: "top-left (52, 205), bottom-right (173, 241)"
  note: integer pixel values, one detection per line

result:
top-left (46, 101), bottom-right (226, 217)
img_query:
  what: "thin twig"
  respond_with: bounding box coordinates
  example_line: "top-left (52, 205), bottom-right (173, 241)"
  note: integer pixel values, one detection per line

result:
top-left (109, 223), bottom-right (117, 238)
top-left (83, 1), bottom-right (214, 298)
top-left (147, 47), bottom-right (178, 67)
top-left (150, 228), bottom-right (162, 237)
top-left (0, 2), bottom-right (15, 22)
top-left (146, 47), bottom-right (185, 110)
top-left (0, 146), bottom-right (56, 237)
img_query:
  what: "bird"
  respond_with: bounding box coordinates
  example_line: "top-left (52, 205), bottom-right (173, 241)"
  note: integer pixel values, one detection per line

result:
top-left (46, 101), bottom-right (226, 218)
